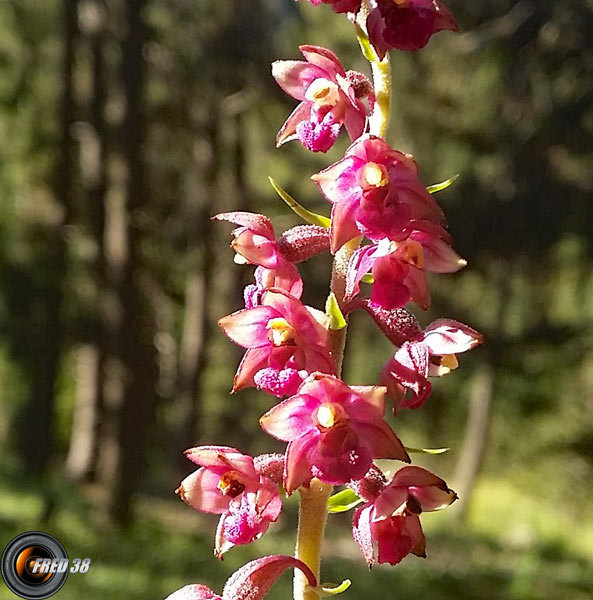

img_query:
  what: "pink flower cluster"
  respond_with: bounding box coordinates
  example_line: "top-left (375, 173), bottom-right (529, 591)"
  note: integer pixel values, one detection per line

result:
top-left (303, 0), bottom-right (458, 59)
top-left (168, 2), bottom-right (479, 598)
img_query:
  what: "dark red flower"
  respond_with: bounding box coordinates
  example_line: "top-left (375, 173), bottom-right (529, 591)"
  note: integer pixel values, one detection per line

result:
top-left (367, 0), bottom-right (458, 60)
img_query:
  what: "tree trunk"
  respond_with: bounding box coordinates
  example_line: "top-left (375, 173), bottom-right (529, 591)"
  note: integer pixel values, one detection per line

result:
top-left (66, 0), bottom-right (108, 482)
top-left (107, 0), bottom-right (158, 527)
top-left (20, 0), bottom-right (77, 477)
top-left (453, 364), bottom-right (494, 522)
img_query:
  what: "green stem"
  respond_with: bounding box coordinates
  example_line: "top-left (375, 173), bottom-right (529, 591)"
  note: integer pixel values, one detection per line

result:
top-left (368, 55), bottom-right (391, 138)
top-left (293, 479), bottom-right (333, 600)
top-left (357, 0), bottom-right (392, 139)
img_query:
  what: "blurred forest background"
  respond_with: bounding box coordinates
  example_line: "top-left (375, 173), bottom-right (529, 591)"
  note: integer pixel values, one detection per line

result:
top-left (0, 0), bottom-right (592, 598)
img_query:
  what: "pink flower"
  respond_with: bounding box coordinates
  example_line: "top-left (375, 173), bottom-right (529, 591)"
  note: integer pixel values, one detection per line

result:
top-left (219, 289), bottom-right (335, 397)
top-left (164, 554), bottom-right (317, 600)
top-left (346, 222), bottom-right (466, 310)
top-left (367, 0), bottom-right (458, 60)
top-left (381, 318), bottom-right (484, 411)
top-left (304, 0), bottom-right (361, 14)
top-left (214, 212), bottom-right (303, 299)
top-left (215, 213), bottom-right (331, 304)
top-left (352, 465), bottom-right (457, 567)
top-left (176, 446), bottom-right (282, 557)
top-left (312, 135), bottom-right (444, 252)
top-left (272, 45), bottom-right (370, 153)
top-left (260, 373), bottom-right (410, 493)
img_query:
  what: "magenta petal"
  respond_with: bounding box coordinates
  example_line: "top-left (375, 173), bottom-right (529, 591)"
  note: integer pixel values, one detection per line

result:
top-left (219, 306), bottom-right (278, 348)
top-left (257, 481), bottom-right (283, 522)
top-left (165, 584), bottom-right (222, 600)
top-left (374, 516), bottom-right (416, 565)
top-left (312, 155), bottom-right (363, 204)
top-left (402, 265), bottom-right (430, 311)
top-left (413, 233), bottom-right (466, 273)
top-left (177, 468), bottom-right (230, 514)
top-left (366, 8), bottom-right (390, 61)
top-left (343, 98), bottom-right (367, 141)
top-left (276, 101), bottom-right (312, 147)
top-left (184, 446), bottom-right (255, 474)
top-left (271, 60), bottom-right (326, 100)
top-left (222, 555), bottom-right (316, 600)
top-left (372, 486), bottom-right (408, 518)
top-left (371, 254), bottom-right (411, 311)
top-left (232, 230), bottom-right (279, 268)
top-left (410, 484), bottom-right (457, 512)
top-left (354, 421), bottom-right (410, 463)
top-left (353, 505), bottom-right (375, 567)
top-left (255, 262), bottom-right (303, 299)
top-left (299, 45), bottom-right (346, 79)
top-left (330, 197), bottom-right (363, 252)
top-left (213, 212), bottom-right (275, 239)
top-left (260, 394), bottom-right (318, 441)
top-left (234, 347), bottom-right (271, 391)
top-left (345, 245), bottom-right (377, 301)
top-left (284, 433), bottom-right (318, 494)
top-left (314, 426), bottom-right (372, 484)
top-left (422, 319), bottom-right (484, 354)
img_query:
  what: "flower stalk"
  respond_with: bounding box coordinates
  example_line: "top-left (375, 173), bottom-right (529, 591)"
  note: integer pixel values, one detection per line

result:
top-left (368, 55), bottom-right (391, 138)
top-left (294, 479), bottom-right (333, 600)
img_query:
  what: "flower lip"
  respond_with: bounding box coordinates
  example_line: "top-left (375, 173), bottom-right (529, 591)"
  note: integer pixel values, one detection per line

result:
top-left (217, 471), bottom-right (247, 498)
top-left (305, 78), bottom-right (340, 107)
top-left (360, 162), bottom-right (390, 189)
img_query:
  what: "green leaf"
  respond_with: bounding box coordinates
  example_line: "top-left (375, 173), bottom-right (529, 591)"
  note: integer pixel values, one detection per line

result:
top-left (321, 580), bottom-right (352, 596)
top-left (308, 579), bottom-right (352, 598)
top-left (427, 174), bottom-right (459, 194)
top-left (355, 24), bottom-right (378, 64)
top-left (268, 177), bottom-right (330, 228)
top-left (405, 446), bottom-right (451, 455)
top-left (361, 273), bottom-right (374, 284)
top-left (325, 292), bottom-right (347, 330)
top-left (328, 488), bottom-right (363, 513)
